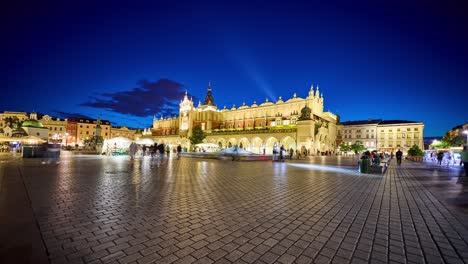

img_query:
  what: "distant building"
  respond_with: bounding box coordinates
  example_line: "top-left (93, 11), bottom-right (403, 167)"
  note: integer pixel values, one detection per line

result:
top-left (20, 113), bottom-right (49, 141)
top-left (39, 114), bottom-right (67, 144)
top-left (110, 125), bottom-right (136, 139)
top-left (147, 83), bottom-right (339, 154)
top-left (0, 111), bottom-right (29, 129)
top-left (338, 119), bottom-right (424, 153)
top-left (69, 117), bottom-right (111, 145)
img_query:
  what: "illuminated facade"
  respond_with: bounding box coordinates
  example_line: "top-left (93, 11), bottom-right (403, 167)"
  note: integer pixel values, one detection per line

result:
top-left (70, 118), bottom-right (112, 145)
top-left (147, 83), bottom-right (339, 154)
top-left (111, 125), bottom-right (136, 139)
top-left (40, 114), bottom-right (68, 143)
top-left (338, 119), bottom-right (425, 153)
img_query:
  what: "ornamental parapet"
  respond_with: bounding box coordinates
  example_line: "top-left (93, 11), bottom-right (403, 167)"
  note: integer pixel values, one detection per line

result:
top-left (210, 127), bottom-right (297, 135)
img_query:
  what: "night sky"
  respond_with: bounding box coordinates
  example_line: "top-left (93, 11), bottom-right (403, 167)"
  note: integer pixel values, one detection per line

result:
top-left (2, 0), bottom-right (467, 136)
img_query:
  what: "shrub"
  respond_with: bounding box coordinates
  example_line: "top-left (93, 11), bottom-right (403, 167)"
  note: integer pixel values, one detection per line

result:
top-left (407, 145), bottom-right (424, 156)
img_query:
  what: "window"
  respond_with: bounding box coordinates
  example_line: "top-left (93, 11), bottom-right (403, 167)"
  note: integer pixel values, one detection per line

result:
top-left (371, 135), bottom-right (374, 138)
top-left (389, 129), bottom-right (392, 132)
top-left (80, 125), bottom-right (83, 128)
top-left (357, 135), bottom-right (361, 138)
top-left (86, 131), bottom-right (89, 135)
top-left (415, 128), bottom-right (418, 131)
top-left (357, 129), bottom-right (361, 133)
top-left (407, 128), bottom-right (411, 131)
top-left (397, 128), bottom-right (400, 131)
top-left (366, 130), bottom-right (369, 132)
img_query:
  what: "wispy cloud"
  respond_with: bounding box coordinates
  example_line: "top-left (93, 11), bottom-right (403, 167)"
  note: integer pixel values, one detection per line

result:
top-left (80, 79), bottom-right (193, 117)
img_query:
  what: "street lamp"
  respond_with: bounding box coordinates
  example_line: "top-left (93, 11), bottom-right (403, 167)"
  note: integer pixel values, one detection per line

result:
top-left (65, 132), bottom-right (69, 146)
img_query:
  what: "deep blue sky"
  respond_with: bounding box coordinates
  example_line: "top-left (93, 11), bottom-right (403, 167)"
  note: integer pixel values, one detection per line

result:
top-left (2, 0), bottom-right (467, 136)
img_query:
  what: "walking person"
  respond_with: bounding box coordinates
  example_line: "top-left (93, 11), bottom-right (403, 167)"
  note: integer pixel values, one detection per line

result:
top-left (461, 146), bottom-right (468, 177)
top-left (176, 144), bottom-right (182, 160)
top-left (437, 151), bottom-right (444, 166)
top-left (396, 149), bottom-right (403, 165)
top-left (279, 145), bottom-right (285, 162)
top-left (129, 142), bottom-right (138, 160)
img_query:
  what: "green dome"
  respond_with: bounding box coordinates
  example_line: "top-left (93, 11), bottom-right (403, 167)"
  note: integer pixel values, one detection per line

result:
top-left (22, 119), bottom-right (44, 128)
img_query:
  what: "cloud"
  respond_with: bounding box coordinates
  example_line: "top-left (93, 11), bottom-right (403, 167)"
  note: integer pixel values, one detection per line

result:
top-left (80, 79), bottom-right (194, 117)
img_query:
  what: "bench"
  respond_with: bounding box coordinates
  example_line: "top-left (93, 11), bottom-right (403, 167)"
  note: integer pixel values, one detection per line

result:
top-left (371, 157), bottom-right (391, 174)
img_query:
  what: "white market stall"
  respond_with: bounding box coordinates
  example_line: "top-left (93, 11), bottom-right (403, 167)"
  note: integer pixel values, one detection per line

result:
top-left (135, 138), bottom-right (155, 146)
top-left (102, 137), bottom-right (132, 155)
top-left (195, 143), bottom-right (220, 152)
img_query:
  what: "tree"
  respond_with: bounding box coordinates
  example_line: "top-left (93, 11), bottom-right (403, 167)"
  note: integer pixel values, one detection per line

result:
top-left (407, 144), bottom-right (424, 156)
top-left (350, 140), bottom-right (365, 154)
top-left (189, 126), bottom-right (206, 146)
top-left (430, 140), bottom-right (450, 149)
top-left (339, 142), bottom-right (351, 153)
top-left (4, 116), bottom-right (20, 128)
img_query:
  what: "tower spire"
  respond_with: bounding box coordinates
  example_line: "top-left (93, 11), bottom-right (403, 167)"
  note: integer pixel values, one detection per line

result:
top-left (204, 81), bottom-right (214, 105)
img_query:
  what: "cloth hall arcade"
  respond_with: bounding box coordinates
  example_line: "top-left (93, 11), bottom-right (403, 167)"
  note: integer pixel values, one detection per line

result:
top-left (143, 83), bottom-right (339, 154)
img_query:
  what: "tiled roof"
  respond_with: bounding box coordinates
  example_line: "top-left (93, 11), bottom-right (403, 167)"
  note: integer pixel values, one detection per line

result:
top-left (340, 119), bottom-right (382, 125)
top-left (340, 119), bottom-right (421, 125)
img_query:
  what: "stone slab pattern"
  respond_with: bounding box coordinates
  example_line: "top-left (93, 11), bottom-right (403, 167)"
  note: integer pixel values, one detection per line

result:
top-left (18, 156), bottom-right (468, 264)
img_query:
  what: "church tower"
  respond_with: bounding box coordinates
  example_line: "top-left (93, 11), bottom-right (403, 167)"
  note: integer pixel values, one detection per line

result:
top-left (204, 81), bottom-right (215, 106)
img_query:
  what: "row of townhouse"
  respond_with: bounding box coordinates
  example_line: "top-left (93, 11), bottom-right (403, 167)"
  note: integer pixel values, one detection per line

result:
top-left (0, 111), bottom-right (137, 145)
top-left (337, 119), bottom-right (424, 153)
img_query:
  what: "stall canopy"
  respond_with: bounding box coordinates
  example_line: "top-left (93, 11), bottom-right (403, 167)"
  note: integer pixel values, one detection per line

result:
top-left (0, 135), bottom-right (15, 142)
top-left (18, 135), bottom-right (46, 144)
top-left (135, 138), bottom-right (155, 145)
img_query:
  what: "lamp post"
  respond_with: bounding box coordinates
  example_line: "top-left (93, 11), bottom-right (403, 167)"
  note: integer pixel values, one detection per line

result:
top-left (65, 132), bottom-right (69, 146)
top-left (463, 130), bottom-right (468, 146)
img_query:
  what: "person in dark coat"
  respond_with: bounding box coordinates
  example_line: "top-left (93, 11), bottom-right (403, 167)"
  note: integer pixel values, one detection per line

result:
top-left (396, 149), bottom-right (403, 165)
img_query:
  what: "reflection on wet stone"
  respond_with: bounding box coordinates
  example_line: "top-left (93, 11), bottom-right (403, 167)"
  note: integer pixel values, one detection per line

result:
top-left (6, 154), bottom-right (468, 263)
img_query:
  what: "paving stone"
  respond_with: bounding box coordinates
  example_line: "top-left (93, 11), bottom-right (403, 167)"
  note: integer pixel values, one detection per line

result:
top-left (3, 155), bottom-right (468, 264)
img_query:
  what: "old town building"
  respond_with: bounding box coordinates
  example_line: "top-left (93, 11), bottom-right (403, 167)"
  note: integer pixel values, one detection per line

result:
top-left (69, 117), bottom-right (112, 145)
top-left (338, 119), bottom-right (425, 153)
top-left (146, 83), bottom-right (339, 154)
top-left (110, 125), bottom-right (136, 139)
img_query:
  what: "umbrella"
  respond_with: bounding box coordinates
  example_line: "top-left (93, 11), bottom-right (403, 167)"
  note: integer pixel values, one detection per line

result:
top-left (19, 135), bottom-right (47, 144)
top-left (0, 135), bottom-right (15, 142)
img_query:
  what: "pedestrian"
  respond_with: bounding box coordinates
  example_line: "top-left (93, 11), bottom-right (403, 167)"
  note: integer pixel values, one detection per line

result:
top-left (279, 145), bottom-right (285, 161)
top-left (129, 142), bottom-right (138, 160)
top-left (461, 146), bottom-right (468, 177)
top-left (165, 145), bottom-right (170, 156)
top-left (177, 144), bottom-right (182, 159)
top-left (396, 149), bottom-right (403, 165)
top-left (436, 151), bottom-right (444, 166)
top-left (289, 148), bottom-right (294, 159)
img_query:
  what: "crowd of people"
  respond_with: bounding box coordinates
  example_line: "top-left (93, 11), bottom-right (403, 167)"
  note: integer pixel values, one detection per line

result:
top-left (128, 142), bottom-right (183, 160)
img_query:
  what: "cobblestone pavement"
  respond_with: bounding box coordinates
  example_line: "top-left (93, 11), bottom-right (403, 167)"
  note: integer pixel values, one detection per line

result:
top-left (1, 153), bottom-right (468, 264)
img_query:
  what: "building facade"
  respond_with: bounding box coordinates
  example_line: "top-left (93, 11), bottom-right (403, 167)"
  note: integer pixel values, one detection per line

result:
top-left (146, 83), bottom-right (339, 154)
top-left (70, 118), bottom-right (112, 145)
top-left (39, 114), bottom-right (68, 144)
top-left (110, 126), bottom-right (136, 139)
top-left (338, 120), bottom-right (425, 153)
